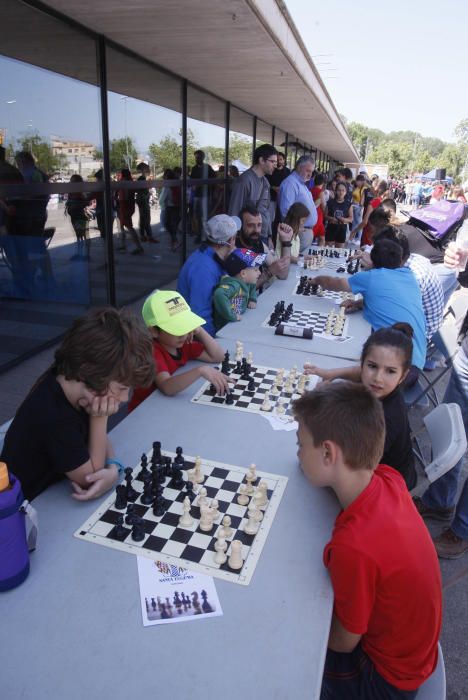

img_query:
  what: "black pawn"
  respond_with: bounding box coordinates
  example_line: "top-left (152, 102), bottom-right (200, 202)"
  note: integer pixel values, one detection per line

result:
top-left (137, 454), bottom-right (149, 480)
top-left (140, 475), bottom-right (154, 505)
top-left (124, 468), bottom-right (138, 502)
top-left (225, 391), bottom-right (234, 405)
top-left (114, 484), bottom-right (127, 510)
top-left (114, 514), bottom-right (128, 539)
top-left (221, 351), bottom-right (230, 375)
top-left (247, 377), bottom-right (255, 392)
top-left (153, 495), bottom-right (166, 517)
top-left (131, 516), bottom-right (145, 542)
top-left (125, 503), bottom-right (137, 526)
top-left (174, 446), bottom-right (184, 465)
top-left (185, 481), bottom-right (196, 503)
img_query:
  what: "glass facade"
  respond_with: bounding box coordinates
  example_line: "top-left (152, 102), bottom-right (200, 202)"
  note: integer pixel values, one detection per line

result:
top-left (0, 0), bottom-right (342, 373)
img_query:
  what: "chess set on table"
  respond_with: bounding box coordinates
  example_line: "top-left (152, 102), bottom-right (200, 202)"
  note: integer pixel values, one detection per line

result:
top-left (261, 302), bottom-right (349, 340)
top-left (191, 343), bottom-right (313, 418)
top-left (301, 248), bottom-right (360, 274)
top-left (293, 277), bottom-right (356, 302)
top-left (75, 443), bottom-right (288, 586)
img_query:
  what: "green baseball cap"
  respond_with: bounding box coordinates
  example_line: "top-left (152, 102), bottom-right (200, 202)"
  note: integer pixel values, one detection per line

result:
top-left (142, 290), bottom-right (205, 335)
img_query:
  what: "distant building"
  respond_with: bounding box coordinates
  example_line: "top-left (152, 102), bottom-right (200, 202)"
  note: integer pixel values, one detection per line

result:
top-left (51, 137), bottom-right (101, 176)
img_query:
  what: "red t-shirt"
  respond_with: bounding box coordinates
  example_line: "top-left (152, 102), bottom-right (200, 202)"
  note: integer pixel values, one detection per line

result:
top-left (128, 339), bottom-right (204, 412)
top-left (361, 197), bottom-right (382, 245)
top-left (311, 186), bottom-right (325, 237)
top-left (323, 465), bottom-right (442, 691)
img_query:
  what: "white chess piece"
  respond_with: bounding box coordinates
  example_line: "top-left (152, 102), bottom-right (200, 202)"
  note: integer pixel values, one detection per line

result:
top-left (245, 468), bottom-right (255, 494)
top-left (251, 501), bottom-right (263, 523)
top-left (254, 480), bottom-right (269, 508)
top-left (271, 383), bottom-right (280, 396)
top-left (244, 506), bottom-right (260, 535)
top-left (199, 504), bottom-right (214, 532)
top-left (210, 499), bottom-right (220, 522)
top-left (275, 398), bottom-right (286, 415)
top-left (194, 456), bottom-right (204, 484)
top-left (219, 515), bottom-right (233, 539)
top-left (246, 351), bottom-right (253, 365)
top-left (237, 484), bottom-right (250, 506)
top-left (214, 536), bottom-right (228, 565)
top-left (179, 496), bottom-right (194, 527)
top-left (197, 486), bottom-right (208, 507)
top-left (228, 539), bottom-right (244, 570)
top-left (261, 394), bottom-right (272, 411)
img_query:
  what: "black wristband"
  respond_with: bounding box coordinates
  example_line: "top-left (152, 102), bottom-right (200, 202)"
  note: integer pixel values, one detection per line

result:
top-left (281, 242), bottom-right (292, 248)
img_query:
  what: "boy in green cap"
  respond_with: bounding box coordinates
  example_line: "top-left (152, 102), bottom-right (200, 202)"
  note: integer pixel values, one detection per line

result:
top-left (128, 290), bottom-right (230, 407)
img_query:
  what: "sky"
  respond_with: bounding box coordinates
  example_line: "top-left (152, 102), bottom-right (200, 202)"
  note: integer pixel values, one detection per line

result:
top-left (1, 2), bottom-right (467, 150)
top-left (286, 0), bottom-right (468, 142)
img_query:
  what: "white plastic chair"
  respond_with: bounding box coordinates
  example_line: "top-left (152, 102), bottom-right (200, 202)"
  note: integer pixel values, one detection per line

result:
top-left (413, 403), bottom-right (467, 483)
top-left (416, 642), bottom-right (446, 700)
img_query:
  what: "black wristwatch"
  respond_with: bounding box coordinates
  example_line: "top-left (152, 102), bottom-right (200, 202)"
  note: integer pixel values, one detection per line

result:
top-left (282, 242), bottom-right (292, 248)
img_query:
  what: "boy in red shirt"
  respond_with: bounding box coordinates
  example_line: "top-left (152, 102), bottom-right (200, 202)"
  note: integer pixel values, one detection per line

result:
top-left (293, 382), bottom-right (442, 699)
top-left (129, 290), bottom-right (230, 409)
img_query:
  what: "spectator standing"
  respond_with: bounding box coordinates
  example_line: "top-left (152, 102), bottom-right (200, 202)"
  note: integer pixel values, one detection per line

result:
top-left (229, 143), bottom-right (277, 245)
top-left (190, 150), bottom-right (216, 242)
top-left (278, 155), bottom-right (317, 251)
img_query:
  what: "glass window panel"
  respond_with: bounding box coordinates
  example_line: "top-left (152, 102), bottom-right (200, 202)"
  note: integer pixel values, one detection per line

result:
top-left (229, 107), bottom-right (253, 171)
top-left (256, 120), bottom-right (272, 147)
top-left (106, 48), bottom-right (183, 306)
top-left (0, 0), bottom-right (102, 372)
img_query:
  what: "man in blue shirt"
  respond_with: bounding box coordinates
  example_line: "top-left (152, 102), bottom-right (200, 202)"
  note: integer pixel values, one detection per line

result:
top-left (314, 239), bottom-right (427, 370)
top-left (278, 156), bottom-right (318, 249)
top-left (177, 214), bottom-right (239, 336)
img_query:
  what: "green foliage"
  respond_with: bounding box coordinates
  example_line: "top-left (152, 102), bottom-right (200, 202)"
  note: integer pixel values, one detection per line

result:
top-left (454, 118), bottom-right (468, 145)
top-left (109, 137), bottom-right (138, 172)
top-left (228, 134), bottom-right (252, 165)
top-left (17, 133), bottom-right (64, 175)
top-left (348, 119), bottom-right (467, 179)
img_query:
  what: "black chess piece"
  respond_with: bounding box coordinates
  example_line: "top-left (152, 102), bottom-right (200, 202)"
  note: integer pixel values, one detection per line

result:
top-left (131, 516), bottom-right (145, 542)
top-left (151, 597), bottom-right (157, 612)
top-left (153, 495), bottom-right (166, 517)
top-left (114, 514), bottom-right (129, 539)
top-left (160, 603), bottom-right (169, 619)
top-left (173, 591), bottom-right (182, 609)
top-left (151, 441), bottom-right (162, 465)
top-left (247, 377), bottom-right (255, 392)
top-left (125, 503), bottom-right (137, 526)
top-left (221, 351), bottom-right (230, 375)
top-left (124, 468), bottom-right (138, 502)
top-left (140, 475), bottom-right (154, 505)
top-left (185, 481), bottom-right (196, 502)
top-left (174, 446), bottom-right (184, 465)
top-left (171, 464), bottom-right (185, 490)
top-left (201, 589), bottom-right (213, 613)
top-left (225, 391), bottom-right (234, 405)
top-left (114, 484), bottom-right (127, 510)
top-left (137, 453), bottom-right (149, 480)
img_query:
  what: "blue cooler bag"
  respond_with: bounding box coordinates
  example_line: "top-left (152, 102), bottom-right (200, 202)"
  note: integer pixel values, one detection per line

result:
top-left (0, 474), bottom-right (30, 591)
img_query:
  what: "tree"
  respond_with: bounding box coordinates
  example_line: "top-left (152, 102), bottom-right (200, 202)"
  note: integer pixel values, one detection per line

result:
top-left (367, 141), bottom-right (413, 178)
top-left (436, 144), bottom-right (467, 178)
top-left (17, 133), bottom-right (64, 175)
top-left (148, 128), bottom-right (198, 175)
top-left (109, 137), bottom-right (138, 172)
top-left (454, 118), bottom-right (468, 145)
top-left (228, 134), bottom-right (252, 166)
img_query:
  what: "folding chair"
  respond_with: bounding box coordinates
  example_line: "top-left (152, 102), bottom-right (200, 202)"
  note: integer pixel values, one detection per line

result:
top-left (405, 321), bottom-right (461, 409)
top-left (413, 403), bottom-right (467, 483)
top-left (416, 642), bottom-right (446, 700)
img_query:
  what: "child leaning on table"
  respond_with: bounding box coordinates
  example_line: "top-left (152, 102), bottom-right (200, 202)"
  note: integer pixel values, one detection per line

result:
top-left (212, 248), bottom-right (266, 331)
top-left (128, 290), bottom-right (230, 406)
top-left (1, 307), bottom-right (156, 502)
top-left (293, 382), bottom-right (442, 700)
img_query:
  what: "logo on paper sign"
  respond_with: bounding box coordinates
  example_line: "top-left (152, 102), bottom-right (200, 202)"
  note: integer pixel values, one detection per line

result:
top-left (155, 561), bottom-right (187, 576)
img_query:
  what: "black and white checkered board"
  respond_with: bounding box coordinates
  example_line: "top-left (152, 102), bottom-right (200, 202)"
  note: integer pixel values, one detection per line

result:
top-left (292, 281), bottom-right (350, 302)
top-left (302, 257), bottom-right (348, 272)
top-left (191, 361), bottom-right (309, 418)
top-left (75, 450), bottom-right (288, 586)
top-left (261, 308), bottom-right (348, 338)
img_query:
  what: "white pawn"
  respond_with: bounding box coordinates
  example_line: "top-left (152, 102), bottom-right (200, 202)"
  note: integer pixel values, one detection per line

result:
top-left (245, 469), bottom-right (255, 494)
top-left (246, 351), bottom-right (253, 365)
top-left (228, 539), bottom-right (244, 570)
top-left (276, 398), bottom-right (286, 415)
top-left (179, 496), bottom-right (194, 527)
top-left (199, 504), bottom-right (214, 532)
top-left (251, 501), bottom-right (263, 523)
top-left (219, 515), bottom-right (233, 539)
top-left (214, 536), bottom-right (228, 565)
top-left (197, 486), bottom-right (208, 507)
top-left (194, 456), bottom-right (204, 484)
top-left (261, 394), bottom-right (272, 411)
top-left (271, 383), bottom-right (280, 396)
top-left (237, 484), bottom-right (250, 506)
top-left (210, 499), bottom-right (220, 522)
top-left (254, 480), bottom-right (269, 508)
top-left (244, 506), bottom-right (260, 535)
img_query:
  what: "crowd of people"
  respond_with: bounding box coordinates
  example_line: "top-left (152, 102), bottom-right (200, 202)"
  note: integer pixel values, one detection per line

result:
top-left (2, 141), bottom-right (468, 699)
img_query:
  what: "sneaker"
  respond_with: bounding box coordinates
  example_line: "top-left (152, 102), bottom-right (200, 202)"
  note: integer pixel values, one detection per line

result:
top-left (433, 529), bottom-right (468, 560)
top-left (413, 497), bottom-right (454, 522)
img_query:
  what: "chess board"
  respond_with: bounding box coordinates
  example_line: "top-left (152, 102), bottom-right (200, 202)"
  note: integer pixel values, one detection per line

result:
top-left (261, 308), bottom-right (349, 338)
top-left (292, 280), bottom-right (354, 303)
top-left (75, 449), bottom-right (288, 586)
top-left (191, 361), bottom-right (310, 418)
top-left (302, 257), bottom-right (349, 272)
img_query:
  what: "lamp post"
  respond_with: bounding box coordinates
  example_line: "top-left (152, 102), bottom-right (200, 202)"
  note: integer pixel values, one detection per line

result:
top-left (120, 96), bottom-right (131, 169)
top-left (6, 99), bottom-right (16, 153)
